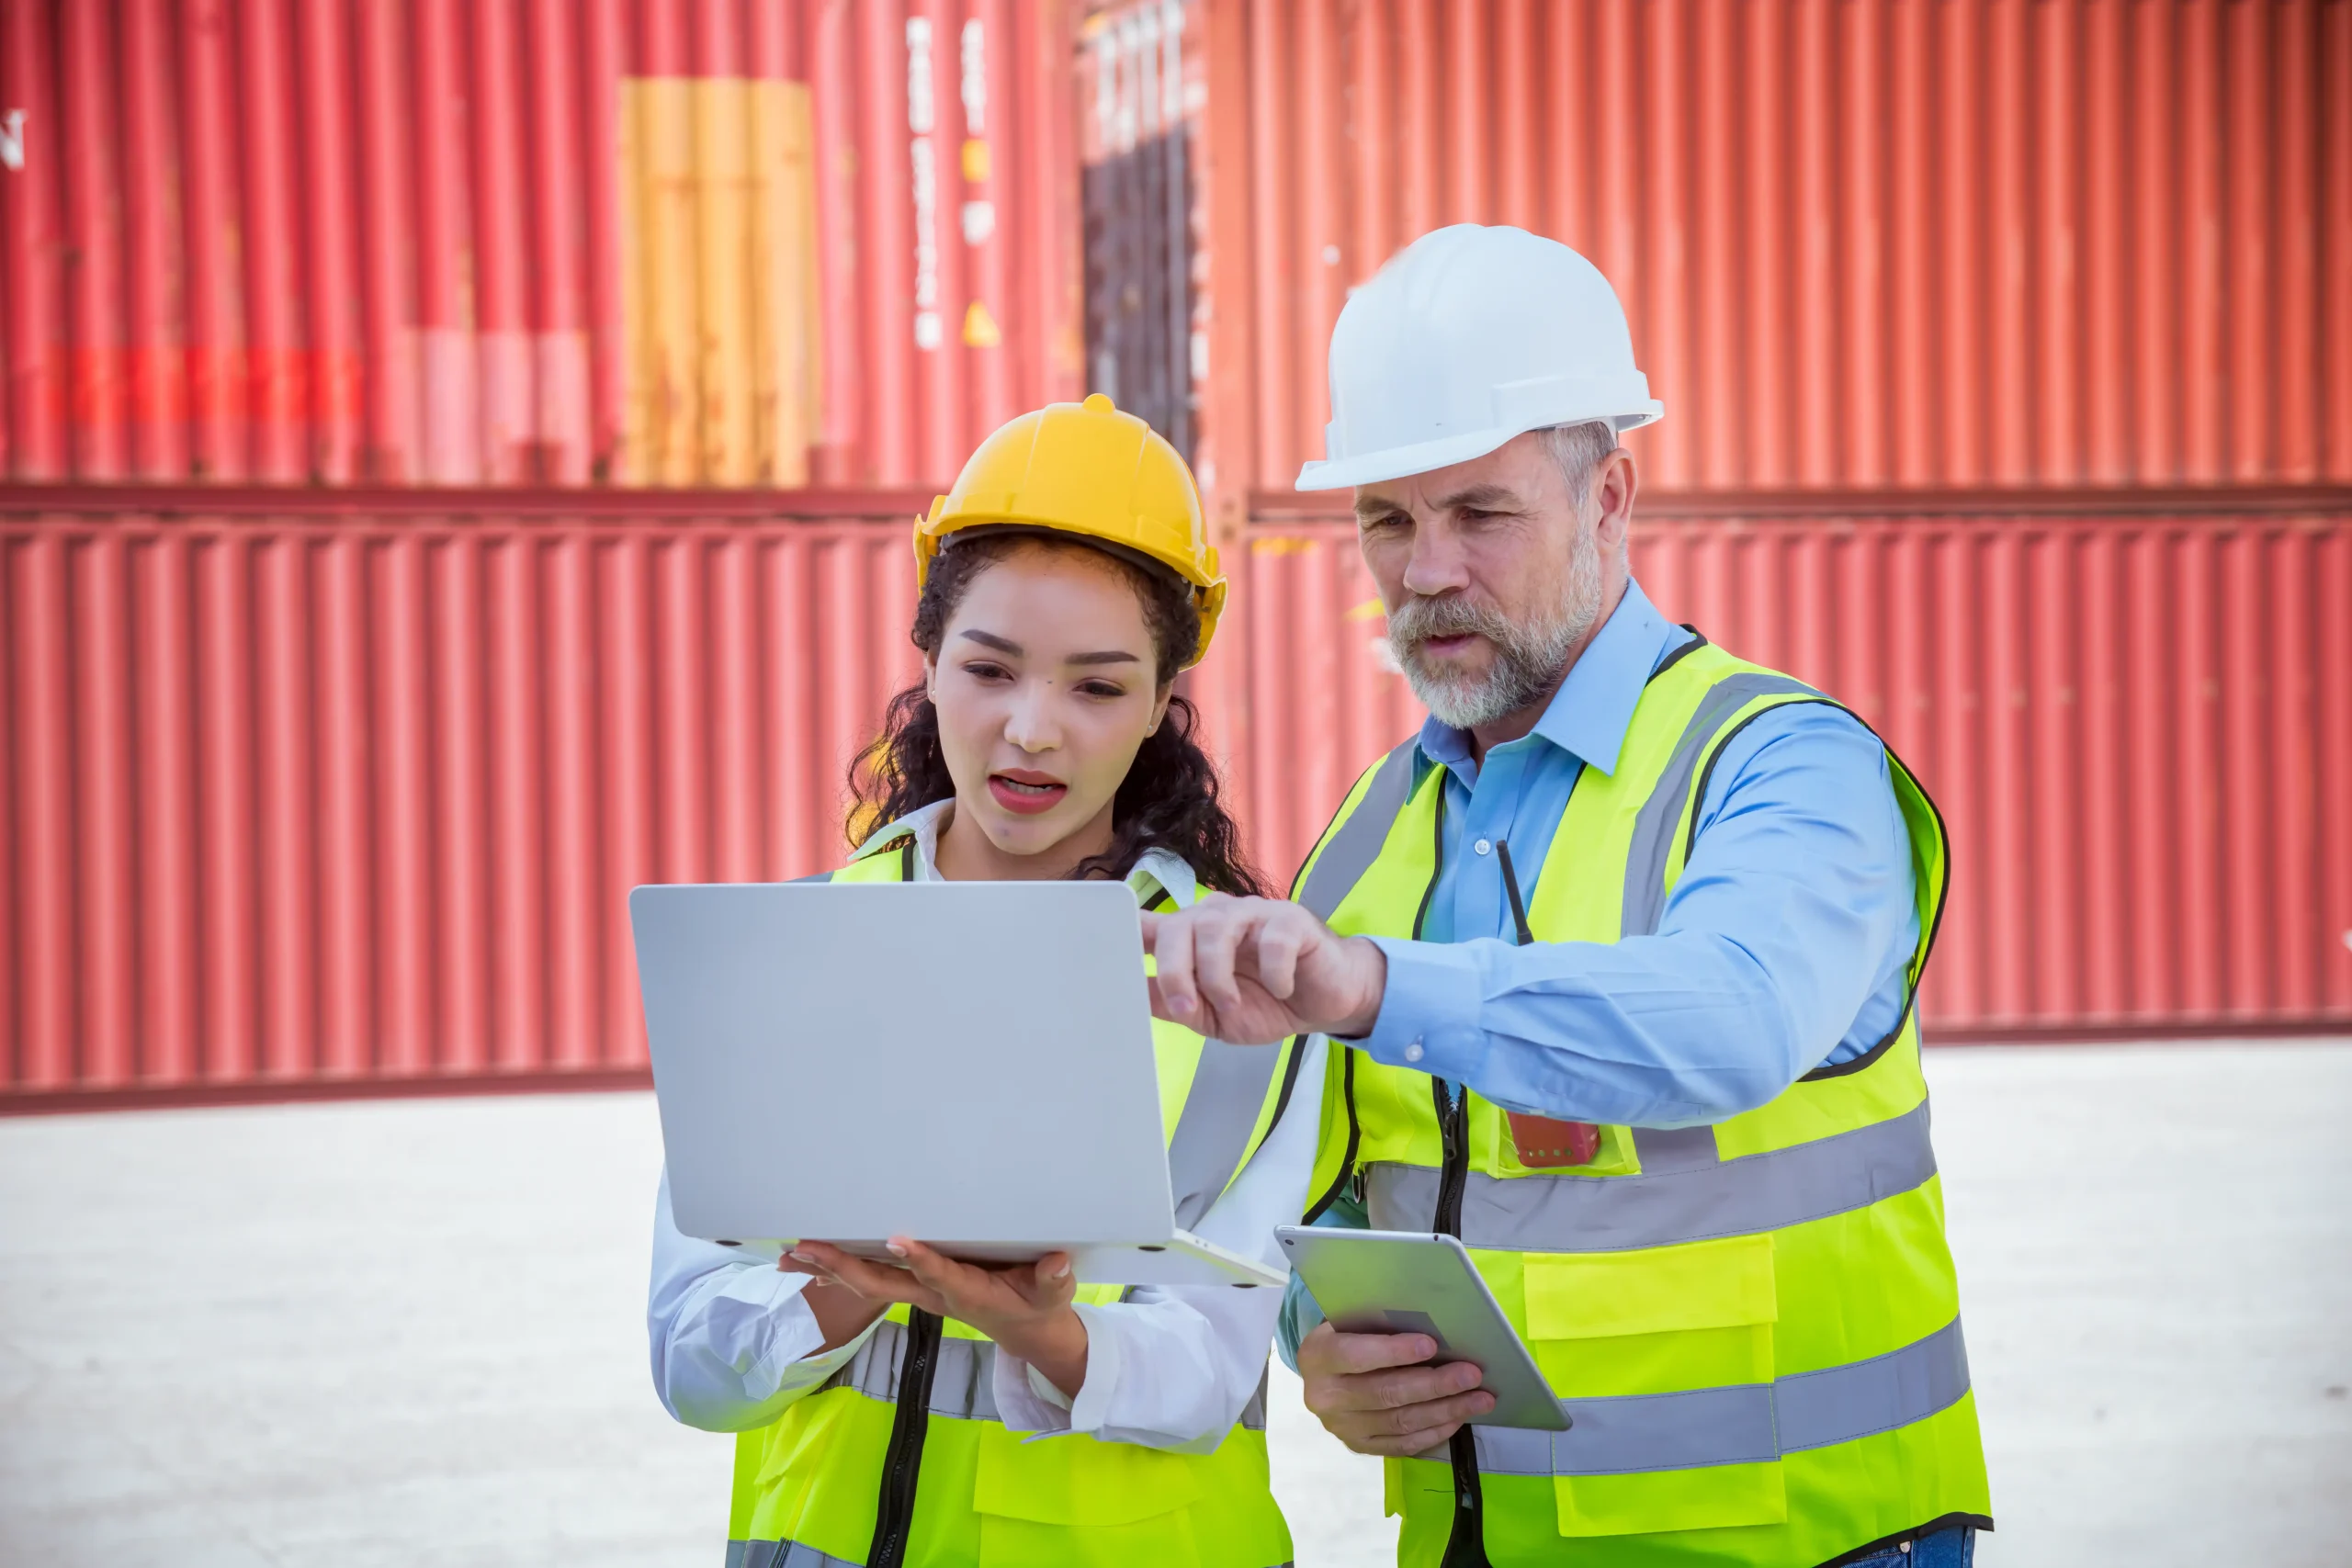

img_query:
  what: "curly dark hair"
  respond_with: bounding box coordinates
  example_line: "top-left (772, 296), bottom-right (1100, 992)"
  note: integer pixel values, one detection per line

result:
top-left (847, 530), bottom-right (1270, 897)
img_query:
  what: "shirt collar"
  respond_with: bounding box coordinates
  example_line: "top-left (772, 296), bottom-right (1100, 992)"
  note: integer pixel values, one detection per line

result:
top-left (848, 797), bottom-right (1195, 907)
top-left (1415, 577), bottom-right (1688, 778)
top-left (848, 797), bottom-right (952, 873)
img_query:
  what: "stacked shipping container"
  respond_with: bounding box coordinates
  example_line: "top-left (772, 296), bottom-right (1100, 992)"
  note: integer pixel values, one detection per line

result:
top-left (1, 486), bottom-right (924, 1098)
top-left (0, 0), bottom-right (1082, 488)
top-left (1178, 0), bottom-right (2352, 1037)
top-left (2, 0), bottom-right (2347, 1103)
top-left (6, 489), bottom-right (2342, 1102)
top-left (1216, 506), bottom-right (2352, 1034)
top-left (1191, 0), bottom-right (2352, 496)
top-left (1074, 0), bottom-right (2352, 1040)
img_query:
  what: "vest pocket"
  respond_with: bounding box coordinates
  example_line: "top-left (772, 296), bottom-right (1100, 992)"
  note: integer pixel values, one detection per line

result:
top-left (1554, 1461), bottom-right (1787, 1537)
top-left (1521, 1234), bottom-right (1786, 1537)
top-left (970, 1422), bottom-right (1204, 1527)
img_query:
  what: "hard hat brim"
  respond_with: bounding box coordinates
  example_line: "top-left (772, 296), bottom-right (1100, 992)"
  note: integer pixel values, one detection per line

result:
top-left (1295, 403), bottom-right (1664, 491)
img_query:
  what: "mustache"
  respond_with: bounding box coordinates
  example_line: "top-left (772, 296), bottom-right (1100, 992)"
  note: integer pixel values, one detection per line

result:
top-left (1386, 593), bottom-right (1516, 646)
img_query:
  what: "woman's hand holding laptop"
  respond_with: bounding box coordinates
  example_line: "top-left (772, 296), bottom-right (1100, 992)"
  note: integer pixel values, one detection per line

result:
top-left (780, 1237), bottom-right (1089, 1400)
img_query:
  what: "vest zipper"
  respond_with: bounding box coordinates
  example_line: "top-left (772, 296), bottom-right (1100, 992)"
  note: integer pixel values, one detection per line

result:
top-left (1403, 790), bottom-right (1487, 1564)
top-left (865, 1307), bottom-right (944, 1568)
top-left (1432, 1068), bottom-right (1488, 1566)
top-left (1431, 1075), bottom-right (1471, 1235)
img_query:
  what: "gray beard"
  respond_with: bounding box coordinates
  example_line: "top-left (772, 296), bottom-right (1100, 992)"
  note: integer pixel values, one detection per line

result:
top-left (1387, 532), bottom-right (1603, 730)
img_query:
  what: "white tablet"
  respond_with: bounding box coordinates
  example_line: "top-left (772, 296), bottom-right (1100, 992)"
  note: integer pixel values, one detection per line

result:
top-left (1275, 1226), bottom-right (1572, 1431)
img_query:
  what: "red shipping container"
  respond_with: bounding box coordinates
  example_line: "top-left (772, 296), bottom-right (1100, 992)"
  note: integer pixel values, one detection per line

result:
top-left (1, 487), bottom-right (927, 1103)
top-left (6, 1), bottom-right (2351, 1110)
top-left (1202, 494), bottom-right (2352, 1039)
top-left (4, 488), bottom-right (2346, 1109)
top-left (1173, 0), bottom-right (2352, 501)
top-left (0, 0), bottom-right (1083, 490)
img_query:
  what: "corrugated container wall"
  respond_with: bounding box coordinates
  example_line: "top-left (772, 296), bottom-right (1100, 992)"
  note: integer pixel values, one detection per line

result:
top-left (1206, 508), bottom-right (2352, 1037)
top-left (6, 493), bottom-right (2344, 1105)
top-left (7, 1), bottom-right (2352, 1108)
top-left (1173, 0), bottom-right (2352, 1036)
top-left (0, 0), bottom-right (1083, 490)
top-left (1193, 0), bottom-right (2352, 499)
top-left (3, 491), bottom-right (923, 1098)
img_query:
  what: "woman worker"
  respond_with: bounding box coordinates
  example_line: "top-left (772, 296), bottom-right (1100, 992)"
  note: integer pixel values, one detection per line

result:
top-left (646, 395), bottom-right (1317, 1568)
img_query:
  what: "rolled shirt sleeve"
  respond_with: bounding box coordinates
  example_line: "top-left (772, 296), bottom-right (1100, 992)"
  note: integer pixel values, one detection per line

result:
top-left (647, 1168), bottom-right (876, 1433)
top-left (1360, 704), bottom-right (1917, 1128)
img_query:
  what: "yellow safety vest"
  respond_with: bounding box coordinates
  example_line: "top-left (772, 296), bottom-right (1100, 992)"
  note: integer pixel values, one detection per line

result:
top-left (1295, 637), bottom-right (1992, 1567)
top-left (725, 829), bottom-right (1299, 1568)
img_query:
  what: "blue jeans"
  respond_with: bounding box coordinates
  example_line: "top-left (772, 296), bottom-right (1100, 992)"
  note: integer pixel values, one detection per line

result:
top-left (1840, 1524), bottom-right (1975, 1568)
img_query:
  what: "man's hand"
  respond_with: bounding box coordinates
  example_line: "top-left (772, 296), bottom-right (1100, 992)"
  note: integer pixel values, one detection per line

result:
top-left (783, 1237), bottom-right (1089, 1397)
top-left (1140, 893), bottom-right (1387, 1043)
top-left (1296, 1322), bottom-right (1498, 1455)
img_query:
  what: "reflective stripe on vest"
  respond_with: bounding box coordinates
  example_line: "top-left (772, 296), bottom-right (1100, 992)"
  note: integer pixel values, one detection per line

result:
top-left (1617, 671), bottom-right (1818, 937)
top-left (1424, 1316), bottom-right (1970, 1477)
top-left (731, 1546), bottom-right (1300, 1568)
top-left (1167, 1039), bottom-right (1284, 1229)
top-left (1296, 674), bottom-right (1826, 934)
top-left (1295, 737), bottom-right (1420, 920)
top-left (821, 1319), bottom-right (1002, 1423)
top-left (729, 1540), bottom-right (862, 1568)
top-left (824, 1317), bottom-right (1272, 1432)
top-left (1365, 1098), bottom-right (1937, 1252)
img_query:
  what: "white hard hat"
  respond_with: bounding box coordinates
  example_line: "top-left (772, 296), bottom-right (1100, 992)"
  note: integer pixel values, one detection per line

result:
top-left (1295, 224), bottom-right (1664, 491)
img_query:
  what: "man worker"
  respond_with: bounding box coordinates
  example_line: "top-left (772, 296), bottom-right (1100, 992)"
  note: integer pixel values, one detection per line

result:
top-left (1141, 224), bottom-right (1991, 1568)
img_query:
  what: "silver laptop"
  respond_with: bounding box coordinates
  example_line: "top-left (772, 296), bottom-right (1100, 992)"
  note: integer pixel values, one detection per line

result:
top-left (631, 879), bottom-right (1286, 1289)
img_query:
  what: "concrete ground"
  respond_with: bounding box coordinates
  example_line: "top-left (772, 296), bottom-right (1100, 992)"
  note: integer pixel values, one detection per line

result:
top-left (1, 1042), bottom-right (2346, 1567)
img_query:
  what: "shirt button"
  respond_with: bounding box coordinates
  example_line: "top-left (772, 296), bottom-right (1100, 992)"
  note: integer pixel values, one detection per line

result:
top-left (1403, 1039), bottom-right (1425, 1064)
top-left (1474, 838), bottom-right (1493, 856)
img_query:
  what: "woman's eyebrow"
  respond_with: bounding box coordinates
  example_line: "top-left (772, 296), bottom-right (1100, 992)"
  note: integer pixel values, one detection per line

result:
top-left (958, 629), bottom-right (1022, 654)
top-left (1066, 649), bottom-right (1141, 666)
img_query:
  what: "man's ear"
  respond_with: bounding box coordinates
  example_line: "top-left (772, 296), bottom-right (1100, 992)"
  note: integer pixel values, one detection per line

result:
top-left (1592, 447), bottom-right (1639, 555)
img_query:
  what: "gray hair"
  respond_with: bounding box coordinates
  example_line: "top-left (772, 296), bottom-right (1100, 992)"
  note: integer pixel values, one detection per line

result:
top-left (1539, 420), bottom-right (1620, 503)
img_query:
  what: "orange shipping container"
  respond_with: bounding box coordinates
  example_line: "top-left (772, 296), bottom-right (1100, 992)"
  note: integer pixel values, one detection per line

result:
top-left (0, 0), bottom-right (1083, 490)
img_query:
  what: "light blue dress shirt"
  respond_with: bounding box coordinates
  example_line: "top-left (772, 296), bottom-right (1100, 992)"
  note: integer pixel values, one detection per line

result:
top-left (1279, 578), bottom-right (1920, 1364)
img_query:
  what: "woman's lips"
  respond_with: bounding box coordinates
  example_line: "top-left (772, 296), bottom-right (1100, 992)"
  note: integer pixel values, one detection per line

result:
top-left (988, 773), bottom-right (1069, 816)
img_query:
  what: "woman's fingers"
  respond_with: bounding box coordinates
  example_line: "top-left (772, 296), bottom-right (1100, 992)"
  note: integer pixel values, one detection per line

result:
top-left (886, 1238), bottom-right (1081, 1322)
top-left (1022, 1251), bottom-right (1078, 1307)
top-left (789, 1243), bottom-right (933, 1309)
top-left (888, 1237), bottom-right (990, 1301)
top-left (780, 1241), bottom-right (856, 1286)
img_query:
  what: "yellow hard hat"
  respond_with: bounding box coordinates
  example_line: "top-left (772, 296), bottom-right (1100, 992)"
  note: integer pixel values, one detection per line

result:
top-left (915, 393), bottom-right (1227, 664)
